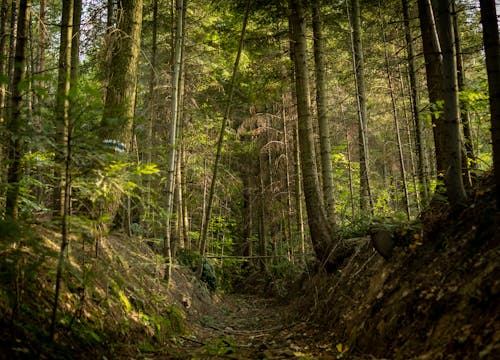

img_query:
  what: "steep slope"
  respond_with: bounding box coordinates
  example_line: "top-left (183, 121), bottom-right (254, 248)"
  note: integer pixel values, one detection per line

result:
top-left (297, 175), bottom-right (499, 359)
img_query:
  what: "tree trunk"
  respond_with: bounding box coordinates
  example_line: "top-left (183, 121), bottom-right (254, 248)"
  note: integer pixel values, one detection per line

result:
top-left (289, 0), bottom-right (333, 264)
top-left (349, 0), bottom-right (372, 213)
top-left (99, 0), bottom-right (142, 220)
top-left (380, 7), bottom-right (410, 219)
top-left (312, 0), bottom-right (336, 230)
top-left (53, 0), bottom-right (73, 216)
top-left (5, 0), bottom-right (30, 219)
top-left (101, 0), bottom-right (142, 146)
top-left (417, 0), bottom-right (445, 183)
top-left (165, 0), bottom-right (186, 282)
top-left (479, 0), bottom-right (500, 209)
top-left (0, 0), bottom-right (9, 124)
top-left (402, 0), bottom-right (428, 202)
top-left (436, 0), bottom-right (467, 206)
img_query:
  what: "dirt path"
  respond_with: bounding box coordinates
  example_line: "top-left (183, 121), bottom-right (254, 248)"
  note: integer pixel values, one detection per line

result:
top-left (165, 294), bottom-right (345, 359)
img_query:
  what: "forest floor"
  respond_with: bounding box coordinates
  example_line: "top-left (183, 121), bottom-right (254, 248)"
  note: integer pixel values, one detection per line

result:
top-left (164, 293), bottom-right (349, 360)
top-left (0, 175), bottom-right (498, 359)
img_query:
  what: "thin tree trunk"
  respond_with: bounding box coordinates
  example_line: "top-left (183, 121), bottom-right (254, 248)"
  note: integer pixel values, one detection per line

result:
top-left (398, 65), bottom-right (421, 213)
top-left (348, 0), bottom-right (372, 213)
top-left (164, 0), bottom-right (186, 282)
top-left (287, 16), bottom-right (306, 263)
top-left (0, 0), bottom-right (10, 123)
top-left (436, 0), bottom-right (467, 206)
top-left (145, 0), bottom-right (158, 234)
top-left (53, 0), bottom-right (73, 216)
top-left (453, 1), bottom-right (476, 180)
top-left (402, 0), bottom-right (428, 202)
top-left (50, 68), bottom-right (73, 343)
top-left (281, 93), bottom-right (294, 263)
top-left (5, 0), bottom-right (30, 219)
top-left (380, 7), bottom-right (410, 219)
top-left (312, 0), bottom-right (336, 230)
top-left (479, 0), bottom-right (500, 209)
top-left (198, 0), bottom-right (251, 277)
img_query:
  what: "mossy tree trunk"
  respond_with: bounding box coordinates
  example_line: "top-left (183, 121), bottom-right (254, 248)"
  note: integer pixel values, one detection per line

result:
top-left (99, 0), bottom-right (143, 221)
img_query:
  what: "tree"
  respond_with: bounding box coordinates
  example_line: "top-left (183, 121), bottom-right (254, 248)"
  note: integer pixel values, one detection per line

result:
top-left (349, 0), bottom-right (372, 213)
top-left (479, 0), bottom-right (500, 209)
top-left (101, 0), bottom-right (143, 146)
top-left (312, 0), bottom-right (336, 229)
top-left (53, 0), bottom-right (74, 216)
top-left (289, 0), bottom-right (333, 264)
top-left (436, 0), bottom-right (467, 206)
top-left (5, 0), bottom-right (31, 219)
top-left (99, 0), bottom-right (143, 220)
top-left (165, 0), bottom-right (186, 282)
top-left (417, 0), bottom-right (444, 184)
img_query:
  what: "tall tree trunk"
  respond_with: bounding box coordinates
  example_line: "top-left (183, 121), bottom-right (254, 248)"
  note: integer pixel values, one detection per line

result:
top-left (5, 0), bottom-right (30, 219)
top-left (452, 1), bottom-right (476, 180)
top-left (479, 0), bottom-right (500, 209)
top-left (402, 0), bottom-right (428, 202)
top-left (0, 0), bottom-right (9, 124)
top-left (99, 0), bottom-right (143, 219)
top-left (287, 16), bottom-right (306, 263)
top-left (198, 0), bottom-right (251, 276)
top-left (380, 8), bottom-right (410, 219)
top-left (436, 0), bottom-right (467, 206)
top-left (145, 0), bottom-right (158, 234)
top-left (349, 0), bottom-right (372, 213)
top-left (417, 0), bottom-right (445, 186)
top-left (164, 0), bottom-right (186, 282)
top-left (101, 0), bottom-right (142, 145)
top-left (312, 0), bottom-right (336, 230)
top-left (289, 0), bottom-right (333, 264)
top-left (53, 0), bottom-right (73, 216)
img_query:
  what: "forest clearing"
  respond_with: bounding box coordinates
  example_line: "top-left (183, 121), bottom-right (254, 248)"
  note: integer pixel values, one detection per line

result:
top-left (0, 0), bottom-right (499, 358)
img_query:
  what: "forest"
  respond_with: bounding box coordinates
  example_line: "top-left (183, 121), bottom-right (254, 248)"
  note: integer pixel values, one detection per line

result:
top-left (0, 0), bottom-right (499, 358)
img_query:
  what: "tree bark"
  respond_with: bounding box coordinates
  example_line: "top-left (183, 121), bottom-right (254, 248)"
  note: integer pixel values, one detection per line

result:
top-left (479, 0), bottom-right (500, 209)
top-left (0, 0), bottom-right (9, 124)
top-left (436, 0), bottom-right (467, 206)
top-left (53, 0), bottom-right (73, 216)
top-left (100, 0), bottom-right (142, 146)
top-left (417, 0), bottom-right (445, 183)
top-left (99, 0), bottom-right (143, 222)
top-left (289, 0), bottom-right (333, 264)
top-left (5, 0), bottom-right (30, 219)
top-left (164, 0), bottom-right (186, 282)
top-left (312, 0), bottom-right (336, 230)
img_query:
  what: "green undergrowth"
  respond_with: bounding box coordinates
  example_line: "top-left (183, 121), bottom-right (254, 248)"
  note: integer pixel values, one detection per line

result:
top-left (0, 218), bottom-right (185, 359)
